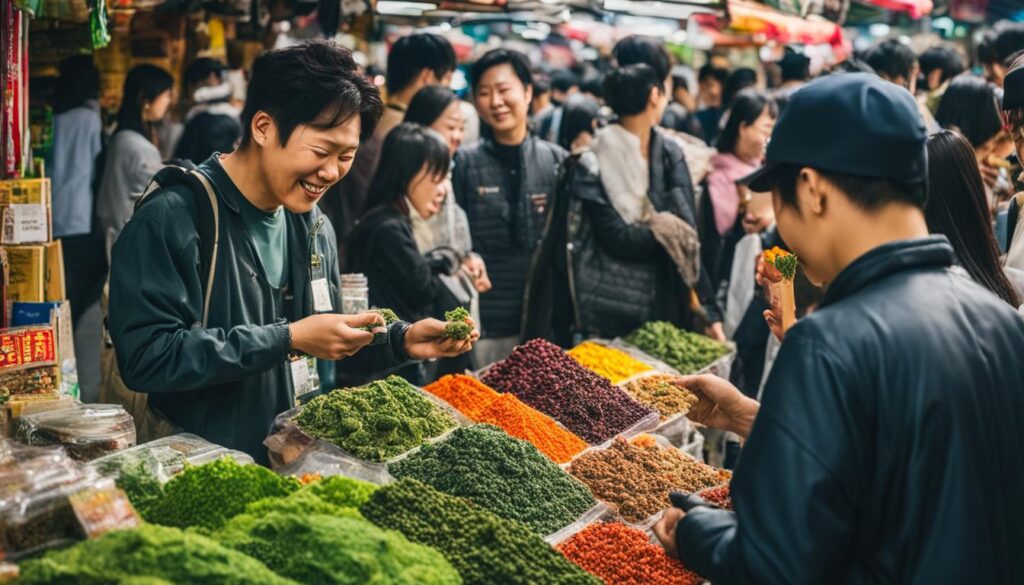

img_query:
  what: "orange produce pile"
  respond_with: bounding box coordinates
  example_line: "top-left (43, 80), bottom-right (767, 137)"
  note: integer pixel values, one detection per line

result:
top-left (558, 522), bottom-right (704, 585)
top-left (424, 375), bottom-right (587, 463)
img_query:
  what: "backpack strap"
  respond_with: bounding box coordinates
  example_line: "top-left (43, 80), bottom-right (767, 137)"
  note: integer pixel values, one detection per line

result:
top-left (136, 166), bottom-right (220, 327)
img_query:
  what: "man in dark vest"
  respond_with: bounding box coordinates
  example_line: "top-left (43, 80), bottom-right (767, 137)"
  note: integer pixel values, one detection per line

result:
top-left (453, 49), bottom-right (567, 363)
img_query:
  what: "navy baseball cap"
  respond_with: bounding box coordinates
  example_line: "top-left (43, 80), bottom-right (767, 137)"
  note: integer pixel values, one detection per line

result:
top-left (741, 73), bottom-right (928, 193)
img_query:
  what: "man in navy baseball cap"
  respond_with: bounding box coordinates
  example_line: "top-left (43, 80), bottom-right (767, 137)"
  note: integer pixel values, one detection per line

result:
top-left (652, 72), bottom-right (1024, 583)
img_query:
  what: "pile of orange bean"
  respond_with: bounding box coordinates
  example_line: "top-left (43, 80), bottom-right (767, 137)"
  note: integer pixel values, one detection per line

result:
top-left (424, 375), bottom-right (588, 463)
top-left (557, 522), bottom-right (704, 585)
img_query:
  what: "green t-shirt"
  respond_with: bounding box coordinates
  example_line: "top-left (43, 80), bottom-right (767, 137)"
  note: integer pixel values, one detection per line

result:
top-left (237, 196), bottom-right (288, 287)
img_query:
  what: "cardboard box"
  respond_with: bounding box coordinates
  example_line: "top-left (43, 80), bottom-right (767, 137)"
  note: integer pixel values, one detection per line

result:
top-left (10, 301), bottom-right (76, 398)
top-left (0, 178), bottom-right (52, 244)
top-left (4, 241), bottom-right (64, 302)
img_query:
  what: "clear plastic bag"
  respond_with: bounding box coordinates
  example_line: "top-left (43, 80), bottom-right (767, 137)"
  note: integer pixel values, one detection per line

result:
top-left (0, 440), bottom-right (139, 561)
top-left (13, 403), bottom-right (136, 462)
top-left (89, 434), bottom-right (253, 485)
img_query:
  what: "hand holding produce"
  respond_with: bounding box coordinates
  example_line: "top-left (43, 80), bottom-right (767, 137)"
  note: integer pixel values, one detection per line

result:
top-left (404, 317), bottom-right (479, 360)
top-left (359, 308), bottom-right (399, 332)
top-left (652, 507), bottom-right (685, 559)
top-left (762, 246), bottom-right (798, 335)
top-left (289, 313), bottom-right (378, 360)
top-left (441, 307), bottom-right (473, 340)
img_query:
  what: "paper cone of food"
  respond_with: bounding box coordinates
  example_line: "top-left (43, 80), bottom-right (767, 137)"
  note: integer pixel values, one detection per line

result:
top-left (763, 246), bottom-right (798, 332)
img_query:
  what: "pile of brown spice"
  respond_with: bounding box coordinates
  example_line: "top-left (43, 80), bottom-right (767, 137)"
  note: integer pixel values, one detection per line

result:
top-left (619, 374), bottom-right (699, 421)
top-left (567, 435), bottom-right (724, 523)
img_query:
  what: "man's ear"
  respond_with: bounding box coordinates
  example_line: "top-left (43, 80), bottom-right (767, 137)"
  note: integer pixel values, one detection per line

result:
top-left (801, 168), bottom-right (828, 216)
top-left (250, 111), bottom-right (277, 148)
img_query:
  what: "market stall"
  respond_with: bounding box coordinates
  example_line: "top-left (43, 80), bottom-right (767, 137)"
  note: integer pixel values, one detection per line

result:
top-left (0, 318), bottom-right (738, 583)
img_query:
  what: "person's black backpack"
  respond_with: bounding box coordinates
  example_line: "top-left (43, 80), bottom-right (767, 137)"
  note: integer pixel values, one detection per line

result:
top-left (99, 165), bottom-right (220, 442)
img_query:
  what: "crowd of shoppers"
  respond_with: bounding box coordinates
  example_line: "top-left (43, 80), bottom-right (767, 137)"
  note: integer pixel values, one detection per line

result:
top-left (39, 16), bottom-right (1024, 582)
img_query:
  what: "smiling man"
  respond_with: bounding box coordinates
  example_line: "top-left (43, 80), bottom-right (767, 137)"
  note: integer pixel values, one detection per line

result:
top-left (108, 41), bottom-right (476, 462)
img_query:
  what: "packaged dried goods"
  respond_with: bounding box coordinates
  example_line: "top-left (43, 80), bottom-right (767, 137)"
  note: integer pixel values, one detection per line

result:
top-left (13, 402), bottom-right (135, 461)
top-left (696, 484), bottom-right (733, 510)
top-left (0, 441), bottom-right (139, 561)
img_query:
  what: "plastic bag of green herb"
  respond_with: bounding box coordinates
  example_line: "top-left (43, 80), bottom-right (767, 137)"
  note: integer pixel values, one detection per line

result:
top-left (623, 321), bottom-right (732, 375)
top-left (442, 307), bottom-right (472, 340)
top-left (293, 376), bottom-right (458, 463)
top-left (217, 511), bottom-right (461, 585)
top-left (15, 524), bottom-right (296, 585)
top-left (362, 479), bottom-right (599, 585)
top-left (143, 457), bottom-right (300, 531)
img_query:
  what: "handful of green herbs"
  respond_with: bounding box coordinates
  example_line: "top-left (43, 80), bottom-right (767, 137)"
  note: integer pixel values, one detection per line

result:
top-left (442, 307), bottom-right (473, 340)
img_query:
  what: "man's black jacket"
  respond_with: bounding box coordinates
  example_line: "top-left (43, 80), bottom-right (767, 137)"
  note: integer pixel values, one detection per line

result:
top-left (678, 236), bottom-right (1024, 584)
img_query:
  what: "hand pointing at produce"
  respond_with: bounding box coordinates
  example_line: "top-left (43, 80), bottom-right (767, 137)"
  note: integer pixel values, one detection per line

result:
top-left (404, 317), bottom-right (480, 360)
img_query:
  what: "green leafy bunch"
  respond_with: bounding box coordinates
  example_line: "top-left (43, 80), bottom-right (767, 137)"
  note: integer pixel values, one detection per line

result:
top-left (143, 457), bottom-right (301, 531)
top-left (360, 308), bottom-right (400, 331)
top-left (773, 253), bottom-right (799, 281)
top-left (15, 524), bottom-right (296, 585)
top-left (361, 479), bottom-right (600, 585)
top-left (216, 511), bottom-right (461, 585)
top-left (389, 425), bottom-right (594, 535)
top-left (442, 307), bottom-right (473, 340)
top-left (294, 376), bottom-right (457, 462)
top-left (625, 321), bottom-right (731, 375)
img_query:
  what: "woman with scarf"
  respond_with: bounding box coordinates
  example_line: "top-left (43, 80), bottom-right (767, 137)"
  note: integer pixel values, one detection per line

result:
top-left (565, 64), bottom-right (702, 339)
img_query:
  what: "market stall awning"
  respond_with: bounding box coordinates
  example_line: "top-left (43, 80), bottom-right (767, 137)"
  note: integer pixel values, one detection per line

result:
top-left (855, 0), bottom-right (932, 18)
top-left (726, 0), bottom-right (842, 45)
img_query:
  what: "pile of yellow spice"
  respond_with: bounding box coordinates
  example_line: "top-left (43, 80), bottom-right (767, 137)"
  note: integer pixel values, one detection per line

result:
top-left (568, 342), bottom-right (653, 384)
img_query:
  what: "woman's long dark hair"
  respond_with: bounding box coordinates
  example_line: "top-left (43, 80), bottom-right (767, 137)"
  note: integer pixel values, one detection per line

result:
top-left (404, 85), bottom-right (458, 127)
top-left (363, 122), bottom-right (451, 216)
top-left (557, 94), bottom-right (600, 151)
top-left (716, 89), bottom-right (777, 155)
top-left (115, 64), bottom-right (173, 142)
top-left (934, 75), bottom-right (1002, 148)
top-left (54, 55), bottom-right (100, 114)
top-left (721, 67), bottom-right (757, 110)
top-left (926, 130), bottom-right (1020, 306)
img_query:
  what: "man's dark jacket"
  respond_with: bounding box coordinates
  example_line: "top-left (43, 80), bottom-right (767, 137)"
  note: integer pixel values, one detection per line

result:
top-left (452, 136), bottom-right (566, 338)
top-left (677, 237), bottom-right (1024, 584)
top-left (109, 157), bottom-right (407, 463)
